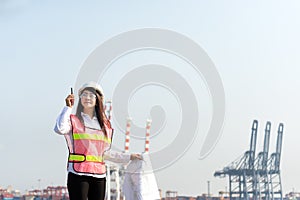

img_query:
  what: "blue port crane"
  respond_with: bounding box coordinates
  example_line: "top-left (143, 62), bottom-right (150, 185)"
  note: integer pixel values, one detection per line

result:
top-left (254, 121), bottom-right (271, 199)
top-left (214, 120), bottom-right (259, 200)
top-left (214, 120), bottom-right (284, 200)
top-left (268, 123), bottom-right (284, 200)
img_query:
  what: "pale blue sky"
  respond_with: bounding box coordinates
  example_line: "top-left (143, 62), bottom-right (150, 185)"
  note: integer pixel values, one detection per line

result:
top-left (1, 0), bottom-right (300, 197)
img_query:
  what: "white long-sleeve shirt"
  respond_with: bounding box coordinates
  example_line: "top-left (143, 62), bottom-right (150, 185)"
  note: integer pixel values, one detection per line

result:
top-left (54, 106), bottom-right (131, 178)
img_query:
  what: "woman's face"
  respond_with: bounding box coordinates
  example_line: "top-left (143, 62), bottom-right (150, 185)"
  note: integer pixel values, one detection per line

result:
top-left (80, 89), bottom-right (97, 109)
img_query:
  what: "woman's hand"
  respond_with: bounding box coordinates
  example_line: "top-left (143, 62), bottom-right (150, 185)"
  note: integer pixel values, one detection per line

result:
top-left (130, 154), bottom-right (143, 160)
top-left (65, 94), bottom-right (75, 108)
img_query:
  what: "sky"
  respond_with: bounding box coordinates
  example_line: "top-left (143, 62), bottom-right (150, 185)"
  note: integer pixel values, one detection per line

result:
top-left (1, 0), bottom-right (300, 197)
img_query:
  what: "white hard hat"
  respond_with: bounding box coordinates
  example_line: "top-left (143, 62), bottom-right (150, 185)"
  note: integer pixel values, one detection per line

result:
top-left (78, 81), bottom-right (104, 97)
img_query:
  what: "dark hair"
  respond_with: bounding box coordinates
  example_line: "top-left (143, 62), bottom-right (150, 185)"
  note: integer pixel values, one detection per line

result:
top-left (75, 87), bottom-right (109, 136)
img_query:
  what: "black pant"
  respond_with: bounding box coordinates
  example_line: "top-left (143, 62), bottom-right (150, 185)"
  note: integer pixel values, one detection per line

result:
top-left (67, 172), bottom-right (106, 200)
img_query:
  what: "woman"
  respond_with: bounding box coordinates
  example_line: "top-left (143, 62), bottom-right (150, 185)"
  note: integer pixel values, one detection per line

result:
top-left (54, 81), bottom-right (141, 200)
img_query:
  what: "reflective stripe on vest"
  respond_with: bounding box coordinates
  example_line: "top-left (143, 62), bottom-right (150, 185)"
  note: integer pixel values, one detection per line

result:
top-left (73, 133), bottom-right (111, 144)
top-left (69, 154), bottom-right (104, 162)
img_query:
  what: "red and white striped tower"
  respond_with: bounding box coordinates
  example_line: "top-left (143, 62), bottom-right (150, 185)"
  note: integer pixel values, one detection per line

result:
top-left (105, 100), bottom-right (113, 120)
top-left (144, 119), bottom-right (152, 153)
top-left (124, 117), bottom-right (132, 153)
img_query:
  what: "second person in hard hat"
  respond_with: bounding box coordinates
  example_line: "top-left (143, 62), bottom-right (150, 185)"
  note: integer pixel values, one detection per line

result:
top-left (54, 81), bottom-right (142, 200)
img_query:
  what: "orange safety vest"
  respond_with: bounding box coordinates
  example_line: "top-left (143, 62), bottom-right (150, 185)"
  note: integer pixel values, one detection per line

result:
top-left (67, 115), bottom-right (113, 175)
